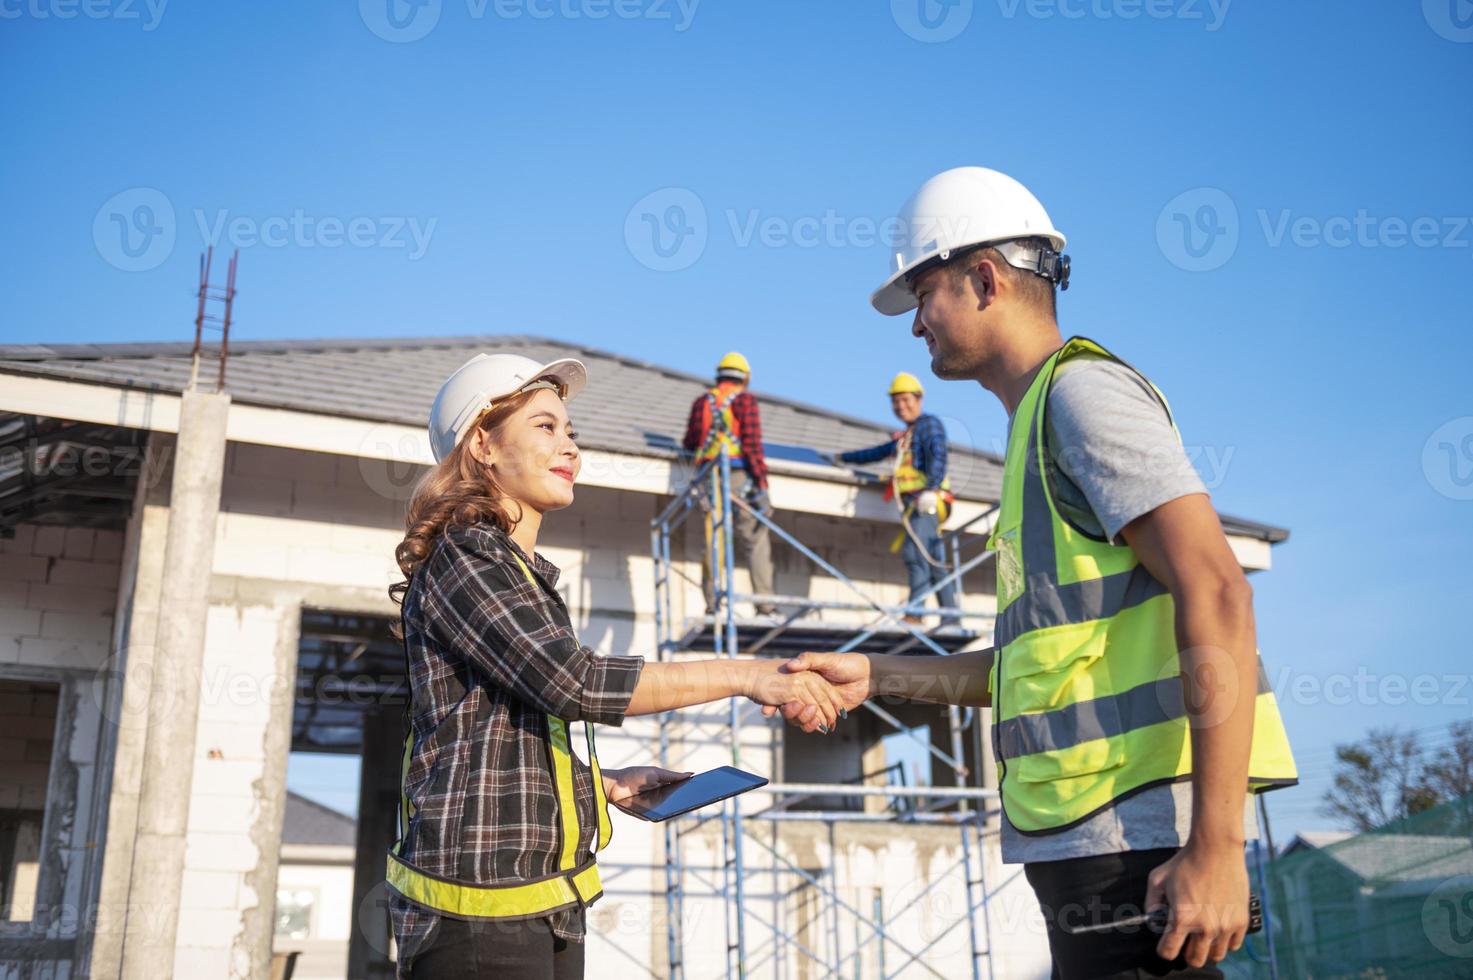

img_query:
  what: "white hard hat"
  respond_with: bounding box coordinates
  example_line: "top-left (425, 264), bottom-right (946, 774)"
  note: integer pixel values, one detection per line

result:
top-left (870, 167), bottom-right (1068, 316)
top-left (428, 353), bottom-right (587, 463)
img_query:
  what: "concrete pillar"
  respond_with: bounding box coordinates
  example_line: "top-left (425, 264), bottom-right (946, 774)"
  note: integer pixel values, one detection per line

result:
top-left (237, 606), bottom-right (303, 980)
top-left (348, 707), bottom-right (401, 980)
top-left (118, 389), bottom-right (230, 980)
top-left (89, 433), bottom-right (173, 979)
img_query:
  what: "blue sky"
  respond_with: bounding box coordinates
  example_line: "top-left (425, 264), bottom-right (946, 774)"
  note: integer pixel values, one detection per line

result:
top-left (3, 2), bottom-right (1470, 838)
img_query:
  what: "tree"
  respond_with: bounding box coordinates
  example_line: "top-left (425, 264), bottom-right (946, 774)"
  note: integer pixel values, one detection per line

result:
top-left (1422, 720), bottom-right (1473, 802)
top-left (1320, 727), bottom-right (1443, 832)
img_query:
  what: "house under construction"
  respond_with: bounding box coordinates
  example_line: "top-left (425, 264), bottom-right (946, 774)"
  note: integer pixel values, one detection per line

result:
top-left (0, 333), bottom-right (1289, 979)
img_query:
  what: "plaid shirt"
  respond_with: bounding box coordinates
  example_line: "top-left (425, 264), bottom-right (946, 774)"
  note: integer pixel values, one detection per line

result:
top-left (838, 413), bottom-right (949, 492)
top-left (389, 522), bottom-right (645, 975)
top-left (682, 385), bottom-right (769, 488)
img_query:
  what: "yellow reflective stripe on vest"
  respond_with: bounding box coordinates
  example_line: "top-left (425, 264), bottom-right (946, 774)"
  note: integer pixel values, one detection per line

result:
top-left (386, 853), bottom-right (603, 920)
top-left (586, 724), bottom-right (610, 850)
top-left (398, 732), bottom-right (415, 842)
top-left (986, 336), bottom-right (1298, 834)
top-left (546, 716), bottom-right (581, 870)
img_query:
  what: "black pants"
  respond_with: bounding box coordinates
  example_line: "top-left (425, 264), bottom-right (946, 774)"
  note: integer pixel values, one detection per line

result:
top-left (1024, 847), bottom-right (1225, 980)
top-left (407, 912), bottom-right (585, 980)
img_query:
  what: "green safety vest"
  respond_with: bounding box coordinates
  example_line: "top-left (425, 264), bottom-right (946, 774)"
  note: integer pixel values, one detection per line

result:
top-left (386, 554), bottom-right (614, 917)
top-left (985, 337), bottom-right (1298, 834)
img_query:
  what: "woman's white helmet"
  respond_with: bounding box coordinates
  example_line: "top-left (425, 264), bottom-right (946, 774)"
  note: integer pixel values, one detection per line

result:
top-left (870, 167), bottom-right (1068, 316)
top-left (428, 353), bottom-right (587, 463)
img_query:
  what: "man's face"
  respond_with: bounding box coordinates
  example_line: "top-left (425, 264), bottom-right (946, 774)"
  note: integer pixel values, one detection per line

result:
top-left (908, 257), bottom-right (993, 380)
top-left (890, 392), bottom-right (922, 424)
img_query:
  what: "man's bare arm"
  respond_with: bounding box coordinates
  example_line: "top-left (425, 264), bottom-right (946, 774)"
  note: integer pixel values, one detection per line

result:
top-left (778, 647), bottom-right (994, 711)
top-left (1122, 492), bottom-right (1258, 967)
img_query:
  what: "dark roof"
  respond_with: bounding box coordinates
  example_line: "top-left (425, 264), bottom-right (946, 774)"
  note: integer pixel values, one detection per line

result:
top-left (0, 334), bottom-right (1288, 541)
top-left (281, 791), bottom-right (355, 846)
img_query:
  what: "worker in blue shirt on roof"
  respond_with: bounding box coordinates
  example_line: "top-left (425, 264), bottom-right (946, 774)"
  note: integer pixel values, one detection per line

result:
top-left (833, 372), bottom-right (958, 626)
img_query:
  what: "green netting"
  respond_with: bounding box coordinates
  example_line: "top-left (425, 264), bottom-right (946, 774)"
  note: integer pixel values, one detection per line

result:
top-left (1224, 792), bottom-right (1473, 979)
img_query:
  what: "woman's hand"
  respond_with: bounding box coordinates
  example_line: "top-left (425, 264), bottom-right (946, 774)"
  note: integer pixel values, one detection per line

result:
top-left (601, 766), bottom-right (694, 805)
top-left (744, 661), bottom-right (844, 734)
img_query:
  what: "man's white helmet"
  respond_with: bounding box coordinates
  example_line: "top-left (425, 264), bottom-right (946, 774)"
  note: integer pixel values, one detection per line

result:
top-left (428, 353), bottom-right (587, 463)
top-left (870, 167), bottom-right (1068, 316)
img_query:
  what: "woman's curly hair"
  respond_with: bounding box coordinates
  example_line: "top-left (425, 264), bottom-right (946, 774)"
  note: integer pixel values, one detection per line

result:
top-left (387, 387), bottom-right (538, 639)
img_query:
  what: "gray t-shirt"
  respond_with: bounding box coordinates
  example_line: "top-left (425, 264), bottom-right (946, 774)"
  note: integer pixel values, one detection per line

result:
top-left (997, 352), bottom-right (1258, 864)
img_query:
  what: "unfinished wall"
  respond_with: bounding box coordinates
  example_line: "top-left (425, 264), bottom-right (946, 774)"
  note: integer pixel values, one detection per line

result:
top-left (0, 523), bottom-right (125, 980)
top-left (0, 525), bottom-right (122, 672)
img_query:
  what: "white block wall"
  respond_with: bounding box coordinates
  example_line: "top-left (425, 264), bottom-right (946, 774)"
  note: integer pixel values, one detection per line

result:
top-left (0, 523), bottom-right (122, 673)
top-left (0, 522), bottom-right (125, 980)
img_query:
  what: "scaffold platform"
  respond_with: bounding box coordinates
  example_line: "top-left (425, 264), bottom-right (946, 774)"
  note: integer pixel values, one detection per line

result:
top-left (671, 612), bottom-right (985, 657)
top-left (652, 452), bottom-right (1001, 980)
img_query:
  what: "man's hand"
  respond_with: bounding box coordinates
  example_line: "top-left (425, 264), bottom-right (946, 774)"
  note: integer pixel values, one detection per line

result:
top-left (601, 766), bottom-right (694, 805)
top-left (1145, 840), bottom-right (1251, 968)
top-left (745, 484), bottom-right (773, 516)
top-left (759, 652), bottom-right (872, 726)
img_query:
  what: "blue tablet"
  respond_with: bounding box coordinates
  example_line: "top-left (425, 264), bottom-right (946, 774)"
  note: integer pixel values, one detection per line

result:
top-left (611, 766), bottom-right (768, 822)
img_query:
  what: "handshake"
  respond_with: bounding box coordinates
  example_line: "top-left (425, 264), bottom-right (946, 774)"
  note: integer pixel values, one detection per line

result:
top-left (744, 652), bottom-right (872, 734)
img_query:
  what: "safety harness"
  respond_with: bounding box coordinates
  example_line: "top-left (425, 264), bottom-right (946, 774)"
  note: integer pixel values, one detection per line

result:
top-left (886, 422), bottom-right (955, 563)
top-left (694, 386), bottom-right (744, 463)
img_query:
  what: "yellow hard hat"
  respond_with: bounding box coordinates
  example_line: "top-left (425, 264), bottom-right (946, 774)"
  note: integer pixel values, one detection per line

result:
top-left (888, 372), bottom-right (924, 396)
top-left (716, 351), bottom-right (751, 380)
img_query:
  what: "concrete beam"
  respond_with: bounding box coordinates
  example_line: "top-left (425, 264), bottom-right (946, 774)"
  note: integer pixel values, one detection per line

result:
top-left (0, 374), bottom-right (999, 534)
top-left (0, 372), bottom-right (1273, 566)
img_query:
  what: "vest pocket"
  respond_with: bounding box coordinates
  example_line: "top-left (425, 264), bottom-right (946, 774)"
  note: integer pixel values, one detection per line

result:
top-left (1013, 730), bottom-right (1127, 785)
top-left (1005, 619), bottom-right (1108, 714)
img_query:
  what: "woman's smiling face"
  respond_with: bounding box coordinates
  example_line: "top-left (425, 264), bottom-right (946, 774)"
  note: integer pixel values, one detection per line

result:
top-left (470, 386), bottom-right (581, 514)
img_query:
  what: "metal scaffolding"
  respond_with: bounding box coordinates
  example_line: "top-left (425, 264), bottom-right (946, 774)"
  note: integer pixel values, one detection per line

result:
top-left (651, 453), bottom-right (1003, 980)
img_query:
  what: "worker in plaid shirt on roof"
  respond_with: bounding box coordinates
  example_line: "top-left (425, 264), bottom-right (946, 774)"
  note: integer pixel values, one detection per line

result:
top-left (681, 350), bottom-right (779, 618)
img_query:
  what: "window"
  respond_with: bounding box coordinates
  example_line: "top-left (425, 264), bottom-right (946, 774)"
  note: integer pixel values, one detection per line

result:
top-left (0, 679), bottom-right (59, 924)
top-left (275, 887), bottom-right (318, 940)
